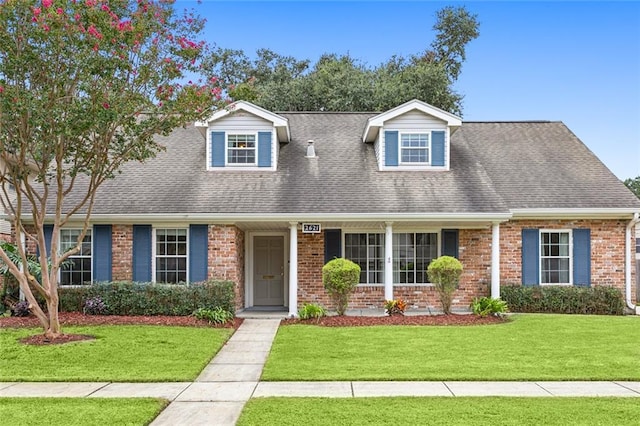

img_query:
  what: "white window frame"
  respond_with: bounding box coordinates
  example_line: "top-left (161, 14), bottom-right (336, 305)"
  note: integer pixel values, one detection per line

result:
top-left (59, 228), bottom-right (92, 286)
top-left (539, 229), bottom-right (573, 286)
top-left (392, 231), bottom-right (439, 285)
top-left (152, 227), bottom-right (189, 284)
top-left (399, 131), bottom-right (430, 165)
top-left (343, 232), bottom-right (385, 286)
top-left (226, 132), bottom-right (257, 166)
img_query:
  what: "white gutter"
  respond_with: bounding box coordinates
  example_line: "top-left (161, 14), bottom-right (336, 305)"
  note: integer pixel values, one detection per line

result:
top-left (511, 208), bottom-right (639, 219)
top-left (14, 212), bottom-right (513, 224)
top-left (625, 212), bottom-right (640, 312)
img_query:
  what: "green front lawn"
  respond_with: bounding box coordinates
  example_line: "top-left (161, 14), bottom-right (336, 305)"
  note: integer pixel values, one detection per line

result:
top-left (263, 314), bottom-right (640, 381)
top-left (238, 397), bottom-right (640, 426)
top-left (0, 325), bottom-right (233, 382)
top-left (0, 398), bottom-right (166, 426)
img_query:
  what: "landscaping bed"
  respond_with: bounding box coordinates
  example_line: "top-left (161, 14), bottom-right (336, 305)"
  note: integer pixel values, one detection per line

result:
top-left (283, 313), bottom-right (506, 327)
top-left (0, 311), bottom-right (242, 329)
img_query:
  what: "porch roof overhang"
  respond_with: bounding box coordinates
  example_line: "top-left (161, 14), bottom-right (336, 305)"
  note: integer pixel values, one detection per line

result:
top-left (510, 208), bottom-right (640, 220)
top-left (22, 212), bottom-right (512, 230)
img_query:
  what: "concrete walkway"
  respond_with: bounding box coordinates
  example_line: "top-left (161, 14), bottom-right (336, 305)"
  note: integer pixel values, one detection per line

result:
top-left (1, 318), bottom-right (640, 425)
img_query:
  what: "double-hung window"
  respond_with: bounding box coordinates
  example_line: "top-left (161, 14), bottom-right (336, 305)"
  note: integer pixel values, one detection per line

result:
top-left (155, 228), bottom-right (187, 283)
top-left (60, 229), bottom-right (92, 285)
top-left (540, 230), bottom-right (571, 284)
top-left (344, 233), bottom-right (384, 284)
top-left (227, 134), bottom-right (256, 165)
top-left (400, 133), bottom-right (429, 164)
top-left (393, 233), bottom-right (438, 284)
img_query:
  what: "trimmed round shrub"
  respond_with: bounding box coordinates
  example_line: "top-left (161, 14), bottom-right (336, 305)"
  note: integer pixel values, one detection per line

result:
top-left (322, 258), bottom-right (361, 316)
top-left (427, 256), bottom-right (463, 315)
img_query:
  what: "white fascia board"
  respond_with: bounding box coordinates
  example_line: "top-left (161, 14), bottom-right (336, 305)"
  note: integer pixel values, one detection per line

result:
top-left (29, 212), bottom-right (512, 225)
top-left (362, 99), bottom-right (462, 142)
top-left (511, 208), bottom-right (640, 219)
top-left (194, 101), bottom-right (290, 142)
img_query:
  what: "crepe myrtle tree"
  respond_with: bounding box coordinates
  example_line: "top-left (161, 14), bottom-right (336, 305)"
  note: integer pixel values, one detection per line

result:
top-left (0, 0), bottom-right (221, 338)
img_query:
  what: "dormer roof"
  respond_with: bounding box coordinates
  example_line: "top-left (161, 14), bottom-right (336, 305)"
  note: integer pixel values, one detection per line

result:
top-left (195, 100), bottom-right (291, 143)
top-left (362, 99), bottom-right (462, 142)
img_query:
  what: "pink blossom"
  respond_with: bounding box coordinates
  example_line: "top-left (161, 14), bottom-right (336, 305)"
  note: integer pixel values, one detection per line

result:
top-left (43, 24), bottom-right (50, 32)
top-left (0, 86), bottom-right (4, 94)
top-left (101, 4), bottom-right (109, 12)
top-left (87, 24), bottom-right (103, 39)
top-left (33, 7), bottom-right (41, 16)
top-left (42, 0), bottom-right (53, 8)
top-left (56, 7), bottom-right (63, 15)
top-left (102, 102), bottom-right (109, 109)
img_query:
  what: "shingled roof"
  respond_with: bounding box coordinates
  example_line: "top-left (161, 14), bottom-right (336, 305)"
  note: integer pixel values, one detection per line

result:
top-left (65, 112), bottom-right (639, 218)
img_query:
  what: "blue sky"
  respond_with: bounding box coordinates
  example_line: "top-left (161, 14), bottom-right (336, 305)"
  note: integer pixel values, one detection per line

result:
top-left (179, 1), bottom-right (639, 180)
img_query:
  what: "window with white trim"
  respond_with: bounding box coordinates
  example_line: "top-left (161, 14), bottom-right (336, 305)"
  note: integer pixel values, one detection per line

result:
top-left (227, 133), bottom-right (256, 165)
top-left (540, 230), bottom-right (571, 284)
top-left (393, 233), bottom-right (438, 284)
top-left (60, 229), bottom-right (92, 285)
top-left (400, 132), bottom-right (429, 164)
top-left (344, 233), bottom-right (384, 284)
top-left (155, 228), bottom-right (187, 283)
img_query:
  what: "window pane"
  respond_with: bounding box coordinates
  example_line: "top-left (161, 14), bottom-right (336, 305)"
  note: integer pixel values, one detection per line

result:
top-left (155, 228), bottom-right (188, 284)
top-left (540, 232), bottom-right (571, 284)
top-left (59, 229), bottom-right (92, 285)
top-left (228, 134), bottom-right (256, 164)
top-left (344, 233), bottom-right (384, 284)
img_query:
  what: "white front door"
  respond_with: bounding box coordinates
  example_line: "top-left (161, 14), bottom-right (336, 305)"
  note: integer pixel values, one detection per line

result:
top-left (253, 236), bottom-right (285, 306)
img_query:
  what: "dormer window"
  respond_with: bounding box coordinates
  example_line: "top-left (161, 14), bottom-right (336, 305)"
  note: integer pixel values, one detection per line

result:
top-left (196, 101), bottom-right (290, 172)
top-left (228, 133), bottom-right (257, 165)
top-left (400, 132), bottom-right (430, 164)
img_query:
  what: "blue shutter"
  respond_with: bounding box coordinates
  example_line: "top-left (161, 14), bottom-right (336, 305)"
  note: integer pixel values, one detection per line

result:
top-left (572, 229), bottom-right (591, 287)
top-left (431, 131), bottom-right (445, 166)
top-left (211, 131), bottom-right (225, 167)
top-left (441, 229), bottom-right (459, 258)
top-left (93, 225), bottom-right (112, 282)
top-left (522, 229), bottom-right (539, 286)
top-left (189, 224), bottom-right (208, 283)
top-left (258, 131), bottom-right (272, 167)
top-left (384, 131), bottom-right (398, 167)
top-left (38, 224), bottom-right (54, 257)
top-left (324, 229), bottom-right (342, 263)
top-left (132, 225), bottom-right (152, 282)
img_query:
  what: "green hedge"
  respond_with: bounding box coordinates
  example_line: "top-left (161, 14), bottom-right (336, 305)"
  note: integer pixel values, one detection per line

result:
top-left (500, 285), bottom-right (624, 315)
top-left (58, 280), bottom-right (236, 316)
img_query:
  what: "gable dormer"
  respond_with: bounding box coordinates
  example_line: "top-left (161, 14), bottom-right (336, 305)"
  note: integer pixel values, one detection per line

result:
top-left (362, 100), bottom-right (461, 171)
top-left (195, 101), bottom-right (290, 171)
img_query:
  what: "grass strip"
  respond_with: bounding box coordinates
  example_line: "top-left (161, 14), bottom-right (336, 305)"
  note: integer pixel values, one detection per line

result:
top-left (0, 325), bottom-right (232, 382)
top-left (263, 314), bottom-right (640, 381)
top-left (0, 397), bottom-right (166, 426)
top-left (238, 396), bottom-right (640, 426)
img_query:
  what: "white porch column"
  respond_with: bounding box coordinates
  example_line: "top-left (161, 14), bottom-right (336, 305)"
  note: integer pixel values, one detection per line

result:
top-left (491, 222), bottom-right (501, 299)
top-left (288, 222), bottom-right (298, 317)
top-left (384, 222), bottom-right (393, 301)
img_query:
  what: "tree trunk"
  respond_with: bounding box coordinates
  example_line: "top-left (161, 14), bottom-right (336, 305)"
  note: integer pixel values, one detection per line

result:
top-left (45, 291), bottom-right (61, 339)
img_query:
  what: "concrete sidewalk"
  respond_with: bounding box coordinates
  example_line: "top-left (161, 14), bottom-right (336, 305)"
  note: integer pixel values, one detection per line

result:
top-left (2, 380), bottom-right (640, 399)
top-left (2, 317), bottom-right (640, 425)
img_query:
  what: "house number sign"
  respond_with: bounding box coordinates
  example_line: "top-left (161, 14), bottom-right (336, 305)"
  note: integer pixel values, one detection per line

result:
top-left (302, 223), bottom-right (321, 234)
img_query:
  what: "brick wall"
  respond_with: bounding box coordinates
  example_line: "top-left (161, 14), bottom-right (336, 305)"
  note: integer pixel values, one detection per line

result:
top-left (208, 225), bottom-right (245, 309)
top-left (112, 225), bottom-right (132, 280)
top-left (295, 219), bottom-right (635, 312)
top-left (297, 231), bottom-right (328, 306)
top-left (500, 219), bottom-right (634, 300)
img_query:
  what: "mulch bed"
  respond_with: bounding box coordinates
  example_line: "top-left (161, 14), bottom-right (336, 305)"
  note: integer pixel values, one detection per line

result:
top-left (282, 313), bottom-right (508, 327)
top-left (1, 312), bottom-right (244, 346)
top-left (2, 312), bottom-right (506, 345)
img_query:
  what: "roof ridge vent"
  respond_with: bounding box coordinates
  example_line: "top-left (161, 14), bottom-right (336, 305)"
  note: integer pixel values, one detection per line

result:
top-left (306, 140), bottom-right (317, 158)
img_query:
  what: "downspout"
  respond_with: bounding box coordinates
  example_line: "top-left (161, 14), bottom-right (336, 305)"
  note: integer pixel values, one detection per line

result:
top-left (625, 212), bottom-right (640, 312)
